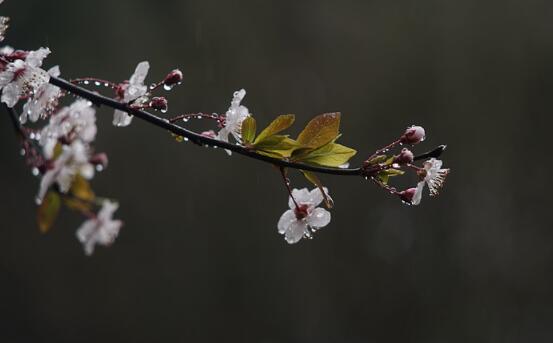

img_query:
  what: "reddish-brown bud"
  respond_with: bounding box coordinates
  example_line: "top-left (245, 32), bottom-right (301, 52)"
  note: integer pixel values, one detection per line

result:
top-left (164, 69), bottom-right (183, 87)
top-left (398, 188), bottom-right (417, 204)
top-left (90, 153), bottom-right (109, 171)
top-left (149, 97), bottom-right (168, 112)
top-left (394, 148), bottom-right (414, 165)
top-left (400, 126), bottom-right (425, 145)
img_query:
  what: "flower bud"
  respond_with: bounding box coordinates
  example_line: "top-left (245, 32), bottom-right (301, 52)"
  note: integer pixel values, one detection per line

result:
top-left (393, 148), bottom-right (414, 165)
top-left (400, 125), bottom-right (425, 145)
top-left (398, 188), bottom-right (417, 204)
top-left (90, 152), bottom-right (109, 170)
top-left (149, 97), bottom-right (168, 112)
top-left (163, 69), bottom-right (183, 86)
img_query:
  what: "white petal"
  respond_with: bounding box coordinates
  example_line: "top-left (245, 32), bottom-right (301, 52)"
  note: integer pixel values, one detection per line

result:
top-left (284, 220), bottom-right (307, 244)
top-left (308, 187), bottom-right (329, 207)
top-left (289, 188), bottom-right (310, 208)
top-left (277, 209), bottom-right (296, 234)
top-left (412, 181), bottom-right (425, 205)
top-left (1, 82), bottom-right (20, 107)
top-left (306, 207), bottom-right (331, 229)
top-left (129, 61), bottom-right (149, 86)
top-left (25, 47), bottom-right (50, 68)
top-left (113, 109), bottom-right (133, 127)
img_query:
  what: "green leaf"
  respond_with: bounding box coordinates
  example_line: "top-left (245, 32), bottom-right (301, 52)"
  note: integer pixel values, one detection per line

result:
top-left (64, 175), bottom-right (95, 212)
top-left (376, 168), bottom-right (405, 185)
top-left (297, 112), bottom-right (341, 149)
top-left (254, 135), bottom-right (301, 158)
top-left (37, 191), bottom-right (61, 234)
top-left (301, 170), bottom-right (333, 208)
top-left (254, 114), bottom-right (295, 144)
top-left (241, 116), bottom-right (257, 144)
top-left (299, 143), bottom-right (357, 167)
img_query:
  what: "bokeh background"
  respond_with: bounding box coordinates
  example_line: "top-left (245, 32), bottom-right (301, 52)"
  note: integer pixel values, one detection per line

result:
top-left (1, 0), bottom-right (553, 342)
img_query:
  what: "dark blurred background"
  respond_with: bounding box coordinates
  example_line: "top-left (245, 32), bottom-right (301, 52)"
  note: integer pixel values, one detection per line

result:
top-left (1, 0), bottom-right (552, 342)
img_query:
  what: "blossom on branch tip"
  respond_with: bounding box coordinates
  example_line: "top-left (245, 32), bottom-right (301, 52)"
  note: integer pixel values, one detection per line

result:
top-left (113, 61), bottom-right (150, 127)
top-left (0, 47), bottom-right (51, 107)
top-left (76, 200), bottom-right (122, 256)
top-left (408, 158), bottom-right (450, 205)
top-left (277, 187), bottom-right (331, 244)
top-left (216, 89), bottom-right (250, 154)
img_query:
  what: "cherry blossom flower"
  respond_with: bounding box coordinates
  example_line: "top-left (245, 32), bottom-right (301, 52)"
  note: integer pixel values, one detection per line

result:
top-left (113, 61), bottom-right (150, 127)
top-left (37, 140), bottom-right (95, 203)
top-left (411, 158), bottom-right (450, 205)
top-left (277, 187), bottom-right (331, 244)
top-left (0, 47), bottom-right (51, 107)
top-left (20, 65), bottom-right (62, 123)
top-left (76, 200), bottom-right (122, 256)
top-left (39, 99), bottom-right (97, 158)
top-left (217, 89), bottom-right (249, 146)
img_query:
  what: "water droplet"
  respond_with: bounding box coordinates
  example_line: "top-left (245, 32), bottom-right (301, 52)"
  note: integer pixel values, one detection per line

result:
top-left (94, 81), bottom-right (101, 86)
top-left (184, 137), bottom-right (189, 142)
top-left (32, 167), bottom-right (39, 176)
top-left (182, 118), bottom-right (189, 122)
top-left (35, 197), bottom-right (42, 205)
top-left (29, 132), bottom-right (36, 139)
top-left (20, 149), bottom-right (26, 156)
top-left (161, 109), bottom-right (167, 114)
top-left (163, 84), bottom-right (173, 91)
top-left (96, 165), bottom-right (104, 172)
top-left (104, 83), bottom-right (109, 87)
top-left (83, 80), bottom-right (89, 85)
top-left (197, 115), bottom-right (202, 119)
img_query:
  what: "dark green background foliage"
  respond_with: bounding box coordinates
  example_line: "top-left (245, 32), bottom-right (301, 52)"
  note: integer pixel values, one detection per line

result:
top-left (1, 1), bottom-right (552, 342)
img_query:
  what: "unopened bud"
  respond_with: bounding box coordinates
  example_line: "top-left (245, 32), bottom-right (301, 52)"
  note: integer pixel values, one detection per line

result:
top-left (400, 125), bottom-right (425, 145)
top-left (90, 152), bottom-right (109, 170)
top-left (164, 69), bottom-right (183, 86)
top-left (394, 148), bottom-right (414, 164)
top-left (149, 97), bottom-right (168, 112)
top-left (398, 188), bottom-right (417, 204)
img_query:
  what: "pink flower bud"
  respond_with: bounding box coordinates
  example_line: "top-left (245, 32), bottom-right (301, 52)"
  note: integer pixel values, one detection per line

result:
top-left (90, 153), bottom-right (109, 170)
top-left (149, 97), bottom-right (168, 112)
top-left (398, 188), bottom-right (417, 204)
top-left (164, 69), bottom-right (183, 86)
top-left (400, 126), bottom-right (425, 145)
top-left (394, 148), bottom-right (414, 164)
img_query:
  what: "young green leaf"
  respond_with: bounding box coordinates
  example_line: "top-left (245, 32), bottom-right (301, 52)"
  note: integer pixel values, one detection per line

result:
top-left (297, 112), bottom-right (341, 149)
top-left (37, 191), bottom-right (61, 233)
top-left (241, 116), bottom-right (257, 144)
top-left (376, 168), bottom-right (405, 185)
top-left (254, 135), bottom-right (300, 158)
top-left (254, 114), bottom-right (295, 144)
top-left (299, 143), bottom-right (357, 167)
top-left (65, 174), bottom-right (95, 212)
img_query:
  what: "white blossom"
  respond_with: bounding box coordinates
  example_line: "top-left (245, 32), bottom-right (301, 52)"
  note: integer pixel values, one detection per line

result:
top-left (277, 187), bottom-right (331, 244)
top-left (113, 61), bottom-right (149, 127)
top-left (0, 47), bottom-right (51, 107)
top-left (76, 200), bottom-right (122, 256)
top-left (411, 158), bottom-right (450, 205)
top-left (39, 99), bottom-right (96, 158)
top-left (20, 66), bottom-right (62, 123)
top-left (37, 140), bottom-right (94, 204)
top-left (216, 89), bottom-right (250, 154)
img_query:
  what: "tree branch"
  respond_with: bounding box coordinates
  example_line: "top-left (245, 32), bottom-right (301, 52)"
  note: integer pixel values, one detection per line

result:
top-left (47, 76), bottom-right (443, 176)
